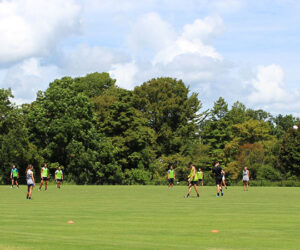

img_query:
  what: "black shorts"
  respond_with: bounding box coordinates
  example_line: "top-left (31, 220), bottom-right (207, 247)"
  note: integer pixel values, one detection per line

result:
top-left (13, 177), bottom-right (18, 181)
top-left (42, 177), bottom-right (48, 181)
top-left (56, 179), bottom-right (63, 182)
top-left (198, 179), bottom-right (202, 182)
top-left (168, 178), bottom-right (174, 184)
top-left (216, 177), bottom-right (222, 185)
top-left (190, 181), bottom-right (198, 186)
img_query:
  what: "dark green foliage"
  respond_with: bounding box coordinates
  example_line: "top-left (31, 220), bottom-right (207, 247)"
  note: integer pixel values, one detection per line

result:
top-left (24, 76), bottom-right (118, 184)
top-left (133, 77), bottom-right (201, 156)
top-left (0, 89), bottom-right (42, 184)
top-left (1, 72), bottom-right (299, 184)
top-left (279, 125), bottom-right (300, 177)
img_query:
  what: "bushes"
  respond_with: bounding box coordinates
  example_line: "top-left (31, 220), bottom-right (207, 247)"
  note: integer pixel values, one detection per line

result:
top-left (256, 165), bottom-right (281, 181)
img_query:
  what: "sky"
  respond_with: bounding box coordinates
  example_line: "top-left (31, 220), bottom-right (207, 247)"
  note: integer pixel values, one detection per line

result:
top-left (0, 0), bottom-right (299, 116)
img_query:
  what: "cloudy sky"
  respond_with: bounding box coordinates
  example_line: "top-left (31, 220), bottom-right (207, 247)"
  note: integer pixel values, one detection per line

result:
top-left (0, 0), bottom-right (299, 116)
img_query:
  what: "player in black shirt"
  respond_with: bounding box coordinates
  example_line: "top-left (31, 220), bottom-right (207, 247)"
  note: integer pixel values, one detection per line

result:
top-left (212, 161), bottom-right (224, 197)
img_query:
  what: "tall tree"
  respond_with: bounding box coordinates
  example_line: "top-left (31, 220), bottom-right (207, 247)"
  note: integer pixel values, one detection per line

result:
top-left (278, 125), bottom-right (300, 177)
top-left (0, 89), bottom-right (41, 184)
top-left (133, 77), bottom-right (201, 156)
top-left (25, 77), bottom-right (119, 184)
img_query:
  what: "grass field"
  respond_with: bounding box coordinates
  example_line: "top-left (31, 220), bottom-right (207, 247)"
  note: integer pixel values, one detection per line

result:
top-left (0, 185), bottom-right (300, 250)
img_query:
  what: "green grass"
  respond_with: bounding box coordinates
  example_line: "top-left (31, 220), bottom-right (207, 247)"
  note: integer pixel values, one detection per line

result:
top-left (0, 185), bottom-right (300, 250)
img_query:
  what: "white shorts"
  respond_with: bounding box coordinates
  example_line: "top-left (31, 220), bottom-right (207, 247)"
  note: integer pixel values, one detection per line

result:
top-left (243, 177), bottom-right (249, 182)
top-left (222, 176), bottom-right (225, 181)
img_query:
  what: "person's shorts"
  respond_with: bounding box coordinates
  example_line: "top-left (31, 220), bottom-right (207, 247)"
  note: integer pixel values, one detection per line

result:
top-left (198, 179), bottom-right (202, 183)
top-left (216, 177), bottom-right (222, 185)
top-left (56, 179), bottom-right (63, 182)
top-left (190, 181), bottom-right (198, 185)
top-left (27, 183), bottom-right (34, 187)
top-left (13, 177), bottom-right (18, 181)
top-left (222, 176), bottom-right (225, 181)
top-left (42, 177), bottom-right (48, 181)
top-left (168, 178), bottom-right (174, 184)
top-left (243, 177), bottom-right (249, 182)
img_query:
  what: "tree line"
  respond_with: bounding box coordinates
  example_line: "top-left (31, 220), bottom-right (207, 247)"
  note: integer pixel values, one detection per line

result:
top-left (0, 72), bottom-right (299, 184)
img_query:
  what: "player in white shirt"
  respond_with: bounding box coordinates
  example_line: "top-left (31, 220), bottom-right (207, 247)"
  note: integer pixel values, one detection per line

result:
top-left (26, 164), bottom-right (35, 200)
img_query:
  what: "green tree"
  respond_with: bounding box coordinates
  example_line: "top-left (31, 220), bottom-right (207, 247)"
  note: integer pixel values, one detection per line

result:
top-left (93, 87), bottom-right (157, 183)
top-left (278, 125), bottom-right (300, 177)
top-left (25, 77), bottom-right (118, 184)
top-left (0, 89), bottom-right (42, 184)
top-left (133, 77), bottom-right (201, 156)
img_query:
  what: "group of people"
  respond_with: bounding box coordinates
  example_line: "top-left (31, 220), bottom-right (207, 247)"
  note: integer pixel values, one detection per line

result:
top-left (167, 164), bottom-right (204, 189)
top-left (167, 162), bottom-right (250, 197)
top-left (10, 161), bottom-right (250, 199)
top-left (10, 163), bottom-right (64, 200)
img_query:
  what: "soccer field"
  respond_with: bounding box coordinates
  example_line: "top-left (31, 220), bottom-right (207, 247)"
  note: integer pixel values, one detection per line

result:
top-left (1, 185), bottom-right (300, 249)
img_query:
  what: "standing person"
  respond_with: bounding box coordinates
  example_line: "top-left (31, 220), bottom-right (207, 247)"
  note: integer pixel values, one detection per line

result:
top-left (243, 167), bottom-right (250, 191)
top-left (221, 169), bottom-right (227, 189)
top-left (39, 163), bottom-right (49, 191)
top-left (10, 165), bottom-right (19, 188)
top-left (197, 168), bottom-right (204, 186)
top-left (185, 162), bottom-right (200, 198)
top-left (212, 162), bottom-right (223, 197)
top-left (168, 165), bottom-right (175, 189)
top-left (55, 166), bottom-right (64, 189)
top-left (26, 164), bottom-right (35, 200)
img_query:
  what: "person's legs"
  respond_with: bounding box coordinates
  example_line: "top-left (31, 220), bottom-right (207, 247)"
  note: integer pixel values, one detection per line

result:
top-left (246, 181), bottom-right (249, 191)
top-left (39, 180), bottom-right (43, 190)
top-left (216, 184), bottom-right (221, 197)
top-left (28, 186), bottom-right (33, 199)
top-left (193, 184), bottom-right (200, 197)
top-left (45, 180), bottom-right (47, 190)
top-left (27, 185), bottom-right (30, 199)
top-left (185, 183), bottom-right (192, 197)
top-left (11, 179), bottom-right (14, 188)
top-left (201, 180), bottom-right (204, 186)
top-left (16, 180), bottom-right (19, 188)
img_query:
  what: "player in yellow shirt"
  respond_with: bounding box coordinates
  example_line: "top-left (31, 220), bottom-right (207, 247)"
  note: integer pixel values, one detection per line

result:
top-left (168, 165), bottom-right (176, 189)
top-left (185, 162), bottom-right (200, 198)
top-left (197, 168), bottom-right (204, 186)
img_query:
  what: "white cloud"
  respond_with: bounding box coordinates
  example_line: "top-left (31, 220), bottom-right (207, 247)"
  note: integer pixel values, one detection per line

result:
top-left (123, 13), bottom-right (228, 95)
top-left (127, 12), bottom-right (176, 52)
top-left (0, 0), bottom-right (81, 65)
top-left (181, 15), bottom-right (225, 44)
top-left (109, 62), bottom-right (138, 89)
top-left (61, 44), bottom-right (129, 76)
top-left (248, 64), bottom-right (289, 104)
top-left (0, 58), bottom-right (60, 104)
top-left (245, 64), bottom-right (300, 116)
top-left (153, 37), bottom-right (222, 65)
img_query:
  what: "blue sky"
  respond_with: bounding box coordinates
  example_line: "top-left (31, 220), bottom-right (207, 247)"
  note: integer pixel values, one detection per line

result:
top-left (0, 0), bottom-right (299, 116)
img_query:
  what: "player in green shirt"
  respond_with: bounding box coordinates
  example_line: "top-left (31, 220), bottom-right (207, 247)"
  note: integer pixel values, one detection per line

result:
top-left (55, 166), bottom-right (64, 189)
top-left (10, 165), bottom-right (19, 188)
top-left (168, 165), bottom-right (176, 189)
top-left (197, 168), bottom-right (204, 186)
top-left (185, 162), bottom-right (200, 198)
top-left (39, 163), bottom-right (49, 191)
